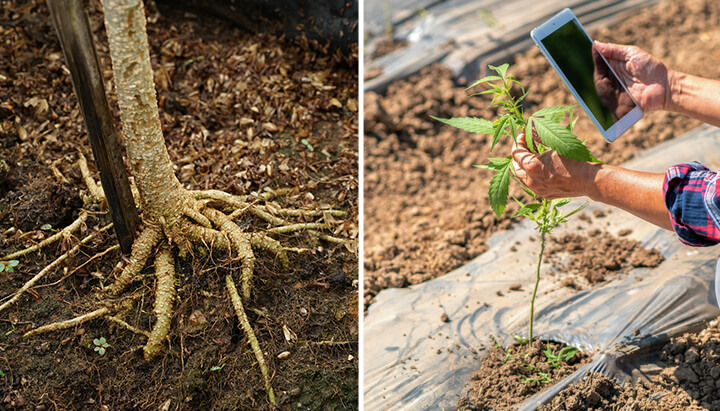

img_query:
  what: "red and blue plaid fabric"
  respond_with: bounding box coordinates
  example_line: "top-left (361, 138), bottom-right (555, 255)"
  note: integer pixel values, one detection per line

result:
top-left (664, 162), bottom-right (720, 246)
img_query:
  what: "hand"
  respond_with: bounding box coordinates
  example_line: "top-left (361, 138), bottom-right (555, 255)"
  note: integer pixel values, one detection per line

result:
top-left (592, 46), bottom-right (636, 120)
top-left (594, 41), bottom-right (671, 112)
top-left (511, 131), bottom-right (595, 199)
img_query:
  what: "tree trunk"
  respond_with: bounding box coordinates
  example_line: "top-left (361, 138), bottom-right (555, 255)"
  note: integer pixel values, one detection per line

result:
top-left (100, 0), bottom-right (190, 226)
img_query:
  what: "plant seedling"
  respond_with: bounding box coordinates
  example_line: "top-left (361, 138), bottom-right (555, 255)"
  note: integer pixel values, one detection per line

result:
top-left (433, 63), bottom-right (598, 343)
top-left (0, 260), bottom-right (19, 274)
top-left (93, 337), bottom-right (110, 356)
top-left (544, 346), bottom-right (579, 369)
top-left (210, 363), bottom-right (226, 372)
top-left (522, 371), bottom-right (551, 385)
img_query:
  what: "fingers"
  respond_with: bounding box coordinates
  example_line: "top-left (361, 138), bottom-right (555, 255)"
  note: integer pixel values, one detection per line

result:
top-left (594, 41), bottom-right (631, 61)
top-left (512, 132), bottom-right (536, 175)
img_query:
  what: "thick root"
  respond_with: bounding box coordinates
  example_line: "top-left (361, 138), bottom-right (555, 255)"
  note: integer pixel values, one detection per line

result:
top-left (203, 208), bottom-right (256, 301)
top-left (77, 151), bottom-right (105, 202)
top-left (105, 225), bottom-right (163, 297)
top-left (23, 306), bottom-right (110, 338)
top-left (143, 246), bottom-right (175, 360)
top-left (1, 211), bottom-right (88, 261)
top-left (226, 274), bottom-right (275, 405)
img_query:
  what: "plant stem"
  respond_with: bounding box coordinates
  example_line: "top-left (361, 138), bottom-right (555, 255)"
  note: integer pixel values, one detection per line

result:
top-left (529, 230), bottom-right (545, 342)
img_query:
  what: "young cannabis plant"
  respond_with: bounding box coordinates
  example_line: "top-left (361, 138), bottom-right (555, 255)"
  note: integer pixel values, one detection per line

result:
top-left (433, 63), bottom-right (599, 342)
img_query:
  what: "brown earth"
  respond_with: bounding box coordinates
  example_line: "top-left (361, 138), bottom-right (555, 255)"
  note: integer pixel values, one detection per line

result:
top-left (363, 0), bottom-right (720, 307)
top-left (538, 318), bottom-right (720, 410)
top-left (456, 340), bottom-right (591, 410)
top-left (0, 0), bottom-right (358, 410)
top-left (548, 226), bottom-right (664, 288)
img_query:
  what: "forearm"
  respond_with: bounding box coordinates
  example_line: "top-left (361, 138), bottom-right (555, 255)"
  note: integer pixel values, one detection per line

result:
top-left (667, 71), bottom-right (720, 127)
top-left (579, 164), bottom-right (672, 230)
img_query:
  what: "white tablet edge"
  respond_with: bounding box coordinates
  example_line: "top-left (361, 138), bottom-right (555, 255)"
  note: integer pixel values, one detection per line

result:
top-left (530, 8), bottom-right (643, 143)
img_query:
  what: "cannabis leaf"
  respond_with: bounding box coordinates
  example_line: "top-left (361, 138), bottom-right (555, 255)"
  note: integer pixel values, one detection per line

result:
top-left (430, 116), bottom-right (493, 135)
top-left (485, 157), bottom-right (512, 217)
top-left (532, 116), bottom-right (592, 162)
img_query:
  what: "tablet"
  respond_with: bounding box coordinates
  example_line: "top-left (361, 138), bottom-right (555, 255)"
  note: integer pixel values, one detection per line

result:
top-left (530, 8), bottom-right (643, 142)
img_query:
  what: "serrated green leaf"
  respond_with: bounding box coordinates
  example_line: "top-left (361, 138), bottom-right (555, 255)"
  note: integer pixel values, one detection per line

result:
top-left (488, 159), bottom-right (512, 217)
top-left (509, 117), bottom-right (517, 141)
top-left (525, 118), bottom-right (535, 153)
top-left (489, 63), bottom-right (509, 79)
top-left (431, 116), bottom-right (494, 134)
top-left (477, 157), bottom-right (511, 171)
top-left (559, 346), bottom-right (579, 361)
top-left (8, 260), bottom-right (18, 267)
top-left (491, 115), bottom-right (509, 151)
top-left (514, 203), bottom-right (543, 218)
top-left (465, 76), bottom-right (502, 90)
top-left (533, 116), bottom-right (592, 161)
top-left (562, 203), bottom-right (587, 221)
top-left (551, 198), bottom-right (572, 208)
top-left (532, 105), bottom-right (575, 118)
top-left (0, 263), bottom-right (5, 273)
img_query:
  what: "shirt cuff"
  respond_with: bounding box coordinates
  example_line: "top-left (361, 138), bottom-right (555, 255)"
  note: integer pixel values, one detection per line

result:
top-left (664, 162), bottom-right (720, 247)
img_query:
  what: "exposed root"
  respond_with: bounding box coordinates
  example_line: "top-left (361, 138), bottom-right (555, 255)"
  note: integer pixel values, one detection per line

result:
top-left (268, 222), bottom-right (328, 234)
top-left (23, 306), bottom-right (110, 338)
top-left (226, 273), bottom-right (275, 405)
top-left (107, 315), bottom-right (151, 338)
top-left (182, 204), bottom-right (212, 228)
top-left (1, 211), bottom-right (88, 261)
top-left (77, 151), bottom-right (105, 202)
top-left (104, 225), bottom-right (163, 297)
top-left (143, 246), bottom-right (175, 361)
top-left (256, 204), bottom-right (346, 218)
top-left (0, 222), bottom-right (113, 314)
top-left (204, 208), bottom-right (257, 301)
top-left (250, 233), bottom-right (290, 269)
top-left (9, 188), bottom-right (347, 405)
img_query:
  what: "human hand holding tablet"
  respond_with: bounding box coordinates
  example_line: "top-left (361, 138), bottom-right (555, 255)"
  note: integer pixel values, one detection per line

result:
top-left (531, 8), bottom-right (643, 142)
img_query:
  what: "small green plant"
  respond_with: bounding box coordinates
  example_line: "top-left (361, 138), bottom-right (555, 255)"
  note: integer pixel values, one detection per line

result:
top-left (433, 64), bottom-right (598, 343)
top-left (93, 337), bottom-right (110, 356)
top-left (543, 345), bottom-right (579, 369)
top-left (301, 138), bottom-right (314, 152)
top-left (522, 370), bottom-right (551, 385)
top-left (210, 363), bottom-right (226, 372)
top-left (0, 260), bottom-right (19, 274)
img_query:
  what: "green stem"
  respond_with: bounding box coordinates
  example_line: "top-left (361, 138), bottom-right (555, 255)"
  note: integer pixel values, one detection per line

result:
top-left (529, 230), bottom-right (545, 342)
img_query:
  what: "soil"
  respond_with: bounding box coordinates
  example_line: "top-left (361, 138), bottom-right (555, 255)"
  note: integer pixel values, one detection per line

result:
top-left (455, 340), bottom-right (591, 411)
top-left (538, 318), bottom-right (720, 410)
top-left (0, 1), bottom-right (357, 410)
top-left (547, 227), bottom-right (664, 288)
top-left (363, 0), bottom-right (720, 307)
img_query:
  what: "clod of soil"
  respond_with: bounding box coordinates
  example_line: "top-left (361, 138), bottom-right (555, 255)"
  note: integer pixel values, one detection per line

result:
top-left (538, 318), bottom-right (720, 410)
top-left (548, 230), bottom-right (664, 286)
top-left (5, 164), bottom-right (81, 232)
top-left (456, 340), bottom-right (591, 410)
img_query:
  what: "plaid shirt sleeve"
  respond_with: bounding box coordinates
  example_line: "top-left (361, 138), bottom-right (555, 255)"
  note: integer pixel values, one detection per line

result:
top-left (663, 161), bottom-right (720, 246)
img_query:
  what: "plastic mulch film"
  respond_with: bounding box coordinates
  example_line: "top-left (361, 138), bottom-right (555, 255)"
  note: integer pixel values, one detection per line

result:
top-left (363, 125), bottom-right (720, 410)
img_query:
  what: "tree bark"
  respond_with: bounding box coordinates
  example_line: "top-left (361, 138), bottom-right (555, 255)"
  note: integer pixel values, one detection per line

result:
top-left (100, 0), bottom-right (190, 225)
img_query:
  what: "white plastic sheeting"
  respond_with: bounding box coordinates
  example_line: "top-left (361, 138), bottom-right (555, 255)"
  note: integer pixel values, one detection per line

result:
top-left (364, 125), bottom-right (720, 410)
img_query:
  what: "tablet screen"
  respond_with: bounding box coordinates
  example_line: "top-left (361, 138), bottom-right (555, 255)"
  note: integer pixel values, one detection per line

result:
top-left (540, 20), bottom-right (636, 130)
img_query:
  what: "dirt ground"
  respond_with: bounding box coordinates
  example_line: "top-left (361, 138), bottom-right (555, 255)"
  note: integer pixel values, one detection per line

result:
top-left (456, 340), bottom-right (591, 411)
top-left (538, 318), bottom-right (720, 410)
top-left (0, 0), bottom-right (358, 410)
top-left (364, 0), bottom-right (720, 307)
